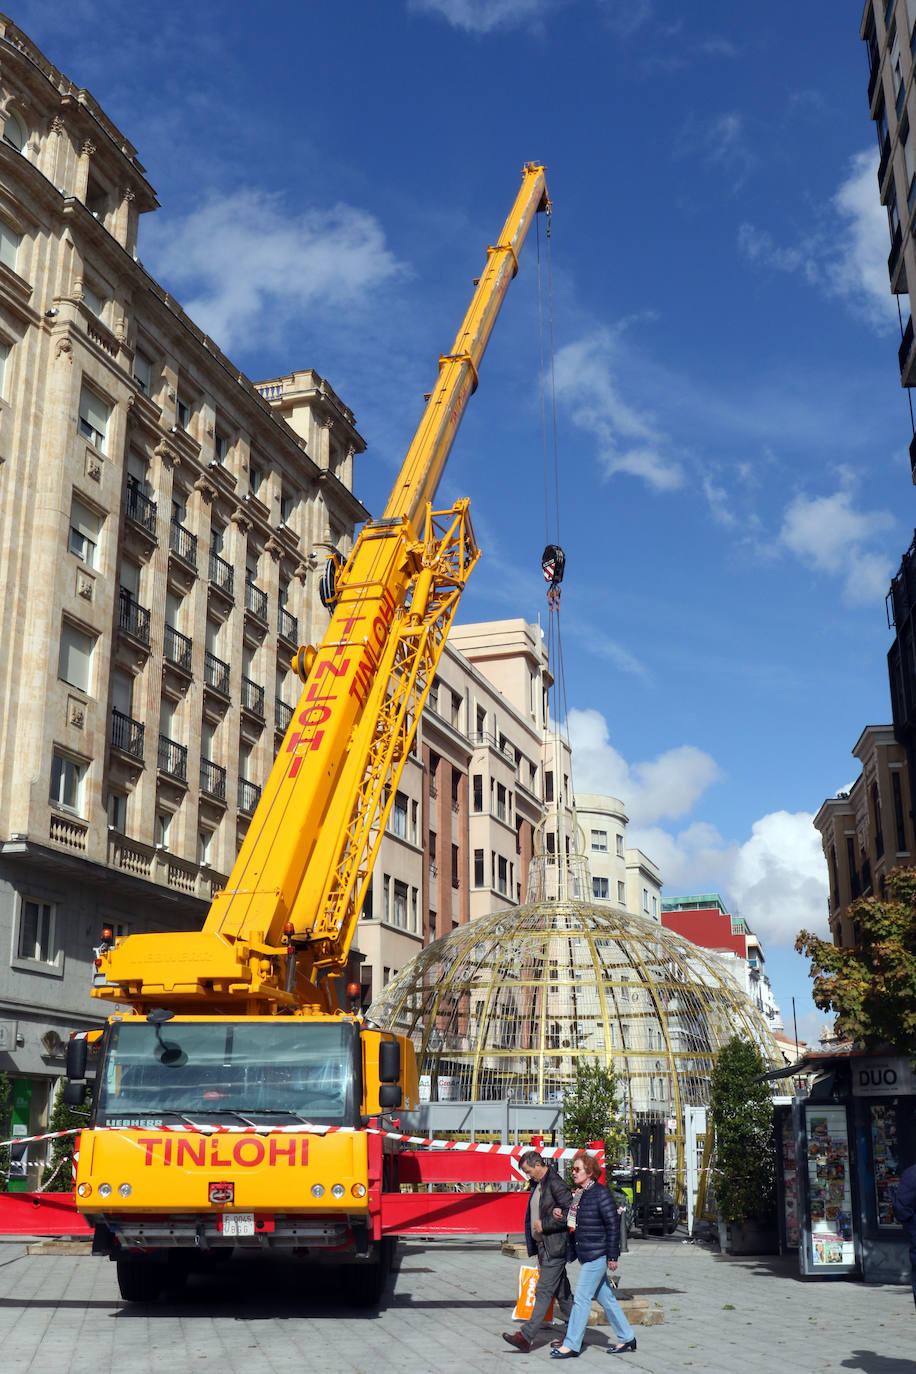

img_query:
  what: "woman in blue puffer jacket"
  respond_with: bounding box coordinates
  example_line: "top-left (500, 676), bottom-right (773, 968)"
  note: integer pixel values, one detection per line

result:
top-left (550, 1151), bottom-right (637, 1359)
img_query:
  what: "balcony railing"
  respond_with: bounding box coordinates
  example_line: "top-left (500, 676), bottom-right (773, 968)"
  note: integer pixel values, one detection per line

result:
top-left (169, 518), bottom-right (198, 569)
top-left (238, 777), bottom-right (261, 815)
top-left (204, 650), bottom-right (230, 696)
top-left (200, 757), bottom-right (227, 801)
top-left (158, 733), bottom-right (188, 781)
top-left (164, 624), bottom-right (193, 672)
top-left (245, 579), bottom-right (268, 621)
top-left (125, 476), bottom-right (157, 535)
top-left (118, 589), bottom-right (151, 647)
top-left (278, 606), bottom-right (298, 642)
top-left (275, 699), bottom-right (294, 733)
top-left (878, 135), bottom-right (892, 189)
top-left (111, 707), bottom-right (144, 759)
top-left (208, 550), bottom-right (234, 596)
top-left (889, 223), bottom-right (904, 282)
top-left (241, 675), bottom-right (265, 717)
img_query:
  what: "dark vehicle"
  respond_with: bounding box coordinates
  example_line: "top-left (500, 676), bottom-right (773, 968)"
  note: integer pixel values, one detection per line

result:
top-left (633, 1191), bottom-right (679, 1235)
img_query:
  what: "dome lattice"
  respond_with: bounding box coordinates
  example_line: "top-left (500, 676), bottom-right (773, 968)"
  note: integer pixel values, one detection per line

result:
top-left (368, 899), bottom-right (779, 1178)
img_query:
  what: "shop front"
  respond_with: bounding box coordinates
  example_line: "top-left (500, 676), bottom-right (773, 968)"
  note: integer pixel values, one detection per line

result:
top-left (772, 1049), bottom-right (914, 1284)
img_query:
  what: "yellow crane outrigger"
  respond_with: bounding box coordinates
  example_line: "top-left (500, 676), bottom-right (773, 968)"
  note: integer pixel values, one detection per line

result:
top-left (64, 164), bottom-right (550, 1304)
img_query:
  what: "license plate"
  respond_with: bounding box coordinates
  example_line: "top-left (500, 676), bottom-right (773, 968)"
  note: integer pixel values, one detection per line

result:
top-left (220, 1212), bottom-right (255, 1237)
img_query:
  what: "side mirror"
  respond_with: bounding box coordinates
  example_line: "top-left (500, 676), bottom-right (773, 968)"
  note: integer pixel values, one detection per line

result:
top-left (378, 1040), bottom-right (400, 1084)
top-left (66, 1036), bottom-right (88, 1081)
top-left (63, 1081), bottom-right (88, 1107)
top-left (379, 1083), bottom-right (402, 1109)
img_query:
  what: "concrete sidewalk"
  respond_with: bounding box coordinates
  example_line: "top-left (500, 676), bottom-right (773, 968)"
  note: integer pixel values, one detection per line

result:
top-left (0, 1233), bottom-right (913, 1372)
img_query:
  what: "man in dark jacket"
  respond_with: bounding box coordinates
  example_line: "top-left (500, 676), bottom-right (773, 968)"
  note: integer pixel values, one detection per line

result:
top-left (502, 1150), bottom-right (573, 1352)
top-left (893, 1160), bottom-right (916, 1311)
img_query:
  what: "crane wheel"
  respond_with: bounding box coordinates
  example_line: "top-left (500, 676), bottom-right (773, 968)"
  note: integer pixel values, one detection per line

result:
top-left (116, 1256), bottom-right (165, 1303)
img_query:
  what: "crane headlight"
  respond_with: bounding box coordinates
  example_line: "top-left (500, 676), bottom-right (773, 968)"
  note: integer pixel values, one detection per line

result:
top-left (311, 1183), bottom-right (325, 1198)
top-left (98, 1182), bottom-right (113, 1198)
top-left (331, 1183), bottom-right (345, 1199)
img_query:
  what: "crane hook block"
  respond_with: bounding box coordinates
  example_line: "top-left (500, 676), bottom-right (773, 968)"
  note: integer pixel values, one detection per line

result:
top-left (319, 551), bottom-right (344, 610)
top-left (542, 544), bottom-right (565, 608)
top-left (293, 644), bottom-right (318, 683)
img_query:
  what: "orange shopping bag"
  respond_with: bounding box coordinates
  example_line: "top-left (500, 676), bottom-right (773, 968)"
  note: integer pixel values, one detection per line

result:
top-left (512, 1263), bottom-right (555, 1322)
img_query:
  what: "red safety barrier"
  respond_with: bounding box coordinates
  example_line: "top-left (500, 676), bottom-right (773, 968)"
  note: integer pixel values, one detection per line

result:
top-left (0, 1191), bottom-right (90, 1237)
top-left (381, 1188), bottom-right (525, 1236)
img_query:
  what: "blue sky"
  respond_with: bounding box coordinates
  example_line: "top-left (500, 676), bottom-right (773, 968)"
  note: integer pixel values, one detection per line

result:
top-left (19, 0), bottom-right (908, 1042)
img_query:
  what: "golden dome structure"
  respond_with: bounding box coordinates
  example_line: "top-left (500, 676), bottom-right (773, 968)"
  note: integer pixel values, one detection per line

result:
top-left (367, 830), bottom-right (779, 1183)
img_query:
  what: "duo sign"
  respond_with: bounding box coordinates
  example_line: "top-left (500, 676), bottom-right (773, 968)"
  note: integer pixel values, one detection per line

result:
top-left (849, 1055), bottom-right (916, 1096)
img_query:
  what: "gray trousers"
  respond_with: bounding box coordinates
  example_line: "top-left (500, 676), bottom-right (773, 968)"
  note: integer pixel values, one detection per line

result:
top-left (519, 1249), bottom-right (573, 1343)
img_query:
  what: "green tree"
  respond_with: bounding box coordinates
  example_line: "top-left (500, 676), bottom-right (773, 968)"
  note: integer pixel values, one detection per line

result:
top-left (562, 1058), bottom-right (627, 1161)
top-left (40, 1081), bottom-right (90, 1191)
top-left (795, 865), bottom-right (916, 1054)
top-left (709, 1035), bottom-right (776, 1224)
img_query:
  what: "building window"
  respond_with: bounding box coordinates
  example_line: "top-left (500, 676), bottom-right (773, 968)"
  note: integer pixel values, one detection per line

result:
top-left (411, 886), bottom-right (418, 933)
top-left (107, 790), bottom-right (126, 833)
top-left (0, 218), bottom-right (20, 271)
top-left (17, 898), bottom-right (59, 965)
top-left (496, 782), bottom-right (507, 822)
top-left (68, 496), bottom-right (102, 567)
top-left (616, 834), bottom-right (624, 857)
top-left (593, 876), bottom-right (609, 900)
top-left (279, 489), bottom-right (294, 523)
top-left (411, 799), bottom-right (418, 845)
top-left (652, 895), bottom-right (658, 918)
top-left (198, 829), bottom-right (213, 866)
top-left (82, 284), bottom-right (105, 318)
top-left (156, 810), bottom-right (172, 850)
top-left (249, 463), bottom-right (263, 497)
top-left (391, 791), bottom-right (408, 839)
top-left (450, 692), bottom-right (461, 728)
top-left (3, 110), bottom-right (26, 152)
top-left (497, 854), bottom-right (508, 895)
top-left (643, 889), bottom-right (650, 912)
top-left (0, 340), bottom-right (9, 398)
top-left (176, 395), bottom-right (190, 429)
top-left (474, 848), bottom-right (484, 887)
top-left (214, 431), bottom-right (228, 464)
top-left (472, 773), bottom-right (483, 813)
top-left (617, 880), bottom-right (626, 904)
top-left (893, 771), bottom-right (908, 852)
top-left (872, 782), bottom-right (885, 860)
top-left (78, 385), bottom-right (110, 452)
top-left (50, 751), bottom-right (85, 813)
top-left (452, 843), bottom-right (460, 889)
top-left (133, 351), bottom-right (152, 395)
top-left (545, 770), bottom-right (554, 803)
top-left (393, 880), bottom-right (408, 928)
top-left (590, 829), bottom-right (608, 852)
top-left (58, 620), bottom-right (95, 692)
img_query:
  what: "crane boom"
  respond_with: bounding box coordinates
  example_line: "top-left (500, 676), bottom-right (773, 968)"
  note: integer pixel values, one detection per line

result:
top-left (93, 163), bottom-right (550, 1016)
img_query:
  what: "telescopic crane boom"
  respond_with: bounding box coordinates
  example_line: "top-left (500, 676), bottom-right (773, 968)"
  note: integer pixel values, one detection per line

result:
top-left (93, 163), bottom-right (550, 1016)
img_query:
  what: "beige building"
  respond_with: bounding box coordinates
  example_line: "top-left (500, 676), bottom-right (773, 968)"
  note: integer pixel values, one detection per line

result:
top-left (813, 725), bottom-right (914, 947)
top-left (355, 618), bottom-right (552, 1006)
top-left (0, 15), bottom-right (367, 1163)
top-left (574, 793), bottom-right (663, 919)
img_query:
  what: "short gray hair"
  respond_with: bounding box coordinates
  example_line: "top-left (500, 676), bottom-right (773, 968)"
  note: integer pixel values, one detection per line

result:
top-left (519, 1150), bottom-right (544, 1169)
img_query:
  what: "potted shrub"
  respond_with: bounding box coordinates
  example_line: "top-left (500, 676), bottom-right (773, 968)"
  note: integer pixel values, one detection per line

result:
top-left (710, 1035), bottom-right (777, 1254)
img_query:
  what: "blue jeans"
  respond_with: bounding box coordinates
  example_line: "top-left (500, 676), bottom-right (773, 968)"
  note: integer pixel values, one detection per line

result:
top-left (563, 1256), bottom-right (635, 1352)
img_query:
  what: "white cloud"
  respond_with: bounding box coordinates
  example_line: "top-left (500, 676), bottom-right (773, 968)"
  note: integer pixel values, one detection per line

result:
top-left (568, 707), bottom-right (721, 823)
top-left (144, 190), bottom-right (403, 352)
top-left (674, 112), bottom-right (754, 179)
top-left (779, 487), bottom-right (895, 606)
top-left (553, 331), bottom-right (685, 492)
top-left (738, 149), bottom-right (897, 331)
top-left (569, 707), bottom-right (829, 949)
top-left (407, 0), bottom-right (563, 32)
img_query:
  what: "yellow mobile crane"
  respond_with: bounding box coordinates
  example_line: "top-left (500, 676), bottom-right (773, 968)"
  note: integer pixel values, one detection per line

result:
top-left (61, 164), bottom-right (550, 1303)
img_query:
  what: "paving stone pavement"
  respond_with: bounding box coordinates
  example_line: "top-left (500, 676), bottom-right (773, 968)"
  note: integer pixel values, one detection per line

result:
top-left (0, 1233), bottom-right (913, 1373)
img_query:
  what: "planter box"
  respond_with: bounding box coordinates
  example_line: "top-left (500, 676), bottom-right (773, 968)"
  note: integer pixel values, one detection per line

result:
top-left (719, 1219), bottom-right (779, 1255)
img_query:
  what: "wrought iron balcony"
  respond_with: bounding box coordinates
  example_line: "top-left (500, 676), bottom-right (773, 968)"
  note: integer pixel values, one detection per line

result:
top-left (200, 757), bottom-right (227, 801)
top-left (279, 606), bottom-right (298, 642)
top-left (204, 650), bottom-right (230, 696)
top-left (118, 589), bottom-right (151, 647)
top-left (169, 518), bottom-right (198, 569)
top-left (241, 675), bottom-right (265, 717)
top-left (244, 579), bottom-right (268, 621)
top-left (157, 733), bottom-right (188, 781)
top-left (125, 476), bottom-right (157, 535)
top-left (208, 550), bottom-right (234, 597)
top-left (164, 624), bottom-right (193, 672)
top-left (275, 699), bottom-right (294, 733)
top-left (111, 708), bottom-right (144, 759)
top-left (238, 777), bottom-right (262, 815)
top-left (900, 314), bottom-right (915, 382)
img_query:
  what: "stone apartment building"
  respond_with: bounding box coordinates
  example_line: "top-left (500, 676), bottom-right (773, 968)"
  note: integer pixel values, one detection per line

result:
top-left (574, 793), bottom-right (663, 919)
top-left (813, 725), bottom-right (914, 946)
top-left (0, 16), bottom-right (367, 1163)
top-left (355, 618), bottom-right (555, 1007)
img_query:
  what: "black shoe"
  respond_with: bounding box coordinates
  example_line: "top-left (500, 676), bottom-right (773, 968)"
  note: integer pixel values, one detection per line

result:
top-left (550, 1351), bottom-right (579, 1360)
top-left (502, 1331), bottom-right (531, 1352)
top-left (607, 1338), bottom-right (637, 1354)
